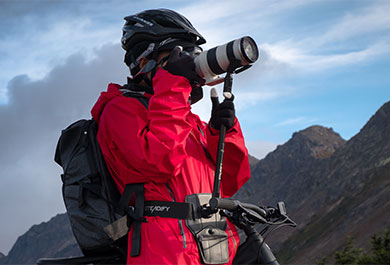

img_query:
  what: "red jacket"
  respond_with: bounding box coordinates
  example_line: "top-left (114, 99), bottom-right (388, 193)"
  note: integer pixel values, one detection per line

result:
top-left (91, 68), bottom-right (250, 264)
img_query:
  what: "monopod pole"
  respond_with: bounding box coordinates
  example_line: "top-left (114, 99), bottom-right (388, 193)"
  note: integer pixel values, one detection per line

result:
top-left (211, 72), bottom-right (233, 199)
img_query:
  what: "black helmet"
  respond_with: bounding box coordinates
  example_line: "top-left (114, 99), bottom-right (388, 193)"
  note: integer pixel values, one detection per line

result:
top-left (122, 9), bottom-right (206, 75)
top-left (122, 9), bottom-right (205, 51)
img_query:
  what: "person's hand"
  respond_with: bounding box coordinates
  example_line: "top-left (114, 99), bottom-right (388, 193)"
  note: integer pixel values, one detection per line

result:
top-left (162, 46), bottom-right (205, 85)
top-left (209, 89), bottom-right (235, 130)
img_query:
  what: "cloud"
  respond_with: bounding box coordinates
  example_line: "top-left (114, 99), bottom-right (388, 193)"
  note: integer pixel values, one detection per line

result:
top-left (0, 0), bottom-right (126, 103)
top-left (273, 116), bottom-right (318, 127)
top-left (179, 0), bottom-right (314, 26)
top-left (0, 43), bottom-right (128, 254)
top-left (264, 40), bottom-right (390, 74)
top-left (314, 1), bottom-right (390, 46)
top-left (259, 1), bottom-right (390, 76)
top-left (177, 0), bottom-right (316, 48)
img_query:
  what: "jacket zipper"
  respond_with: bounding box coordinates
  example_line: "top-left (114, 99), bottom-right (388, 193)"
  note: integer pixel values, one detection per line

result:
top-left (166, 184), bottom-right (187, 249)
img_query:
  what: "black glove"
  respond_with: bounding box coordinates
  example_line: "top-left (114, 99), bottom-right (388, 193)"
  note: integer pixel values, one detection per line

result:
top-left (210, 93), bottom-right (235, 130)
top-left (162, 46), bottom-right (205, 85)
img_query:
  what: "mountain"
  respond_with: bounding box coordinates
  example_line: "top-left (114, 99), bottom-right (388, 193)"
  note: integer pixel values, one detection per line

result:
top-left (1, 101), bottom-right (389, 264)
top-left (275, 101), bottom-right (390, 263)
top-left (236, 125), bottom-right (346, 210)
top-left (0, 214), bottom-right (81, 264)
top-left (236, 101), bottom-right (390, 263)
top-left (248, 154), bottom-right (260, 168)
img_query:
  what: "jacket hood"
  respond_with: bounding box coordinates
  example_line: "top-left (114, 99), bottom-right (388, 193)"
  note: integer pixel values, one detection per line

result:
top-left (91, 83), bottom-right (122, 124)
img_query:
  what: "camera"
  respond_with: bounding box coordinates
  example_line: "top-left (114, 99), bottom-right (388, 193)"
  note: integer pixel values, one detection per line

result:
top-left (193, 36), bottom-right (259, 85)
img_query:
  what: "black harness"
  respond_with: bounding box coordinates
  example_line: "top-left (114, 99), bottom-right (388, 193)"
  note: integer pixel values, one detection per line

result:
top-left (105, 183), bottom-right (193, 257)
top-left (105, 183), bottom-right (228, 264)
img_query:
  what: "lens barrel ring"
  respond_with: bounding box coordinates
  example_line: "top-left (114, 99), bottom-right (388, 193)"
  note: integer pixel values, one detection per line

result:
top-left (194, 36), bottom-right (259, 85)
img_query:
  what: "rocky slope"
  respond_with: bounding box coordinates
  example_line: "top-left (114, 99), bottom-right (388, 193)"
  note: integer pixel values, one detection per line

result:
top-left (0, 214), bottom-right (81, 264)
top-left (248, 154), bottom-right (260, 168)
top-left (236, 125), bottom-right (346, 208)
top-left (1, 101), bottom-right (389, 264)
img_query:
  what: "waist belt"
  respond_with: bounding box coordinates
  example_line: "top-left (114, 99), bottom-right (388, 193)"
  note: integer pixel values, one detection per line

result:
top-left (104, 184), bottom-right (194, 257)
top-left (143, 200), bottom-right (193, 219)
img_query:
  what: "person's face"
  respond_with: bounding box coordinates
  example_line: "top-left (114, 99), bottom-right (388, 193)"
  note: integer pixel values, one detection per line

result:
top-left (139, 50), bottom-right (170, 69)
top-left (137, 50), bottom-right (171, 86)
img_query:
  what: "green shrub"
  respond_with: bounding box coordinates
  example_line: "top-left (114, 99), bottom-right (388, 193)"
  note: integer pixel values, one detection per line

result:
top-left (321, 228), bottom-right (390, 265)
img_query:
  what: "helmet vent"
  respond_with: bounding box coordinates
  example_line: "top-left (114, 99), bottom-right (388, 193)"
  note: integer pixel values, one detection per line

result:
top-left (134, 22), bottom-right (144, 28)
top-left (154, 16), bottom-right (182, 29)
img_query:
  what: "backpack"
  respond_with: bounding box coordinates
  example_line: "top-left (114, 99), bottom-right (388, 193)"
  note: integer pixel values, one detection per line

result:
top-left (54, 92), bottom-right (149, 258)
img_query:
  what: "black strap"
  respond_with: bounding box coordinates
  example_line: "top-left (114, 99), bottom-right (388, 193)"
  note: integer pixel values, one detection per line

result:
top-left (119, 184), bottom-right (145, 257)
top-left (122, 78), bottom-right (154, 95)
top-left (121, 91), bottom-right (149, 109)
top-left (119, 186), bottom-right (193, 220)
top-left (144, 201), bottom-right (193, 219)
top-left (118, 183), bottom-right (194, 257)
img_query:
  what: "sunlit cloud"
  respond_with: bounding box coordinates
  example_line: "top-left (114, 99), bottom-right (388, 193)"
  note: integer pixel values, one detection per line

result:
top-left (263, 41), bottom-right (390, 73)
top-left (260, 1), bottom-right (390, 76)
top-left (274, 117), bottom-right (317, 127)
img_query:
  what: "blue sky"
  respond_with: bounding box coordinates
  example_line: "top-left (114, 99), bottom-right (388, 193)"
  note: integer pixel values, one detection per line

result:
top-left (0, 0), bottom-right (389, 255)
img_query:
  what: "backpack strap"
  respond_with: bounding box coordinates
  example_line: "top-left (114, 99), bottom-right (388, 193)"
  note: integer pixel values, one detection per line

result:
top-left (116, 89), bottom-right (148, 256)
top-left (118, 183), bottom-right (145, 257)
top-left (121, 89), bottom-right (149, 109)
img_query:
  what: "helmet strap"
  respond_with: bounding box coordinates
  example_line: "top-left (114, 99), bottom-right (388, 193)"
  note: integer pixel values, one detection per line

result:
top-left (133, 41), bottom-right (162, 86)
top-left (133, 58), bottom-right (158, 88)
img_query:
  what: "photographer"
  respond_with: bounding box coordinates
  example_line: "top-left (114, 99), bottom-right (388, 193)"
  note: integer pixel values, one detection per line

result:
top-left (91, 9), bottom-right (250, 264)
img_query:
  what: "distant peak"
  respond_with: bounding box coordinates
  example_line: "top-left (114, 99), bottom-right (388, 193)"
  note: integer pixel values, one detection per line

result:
top-left (293, 125), bottom-right (344, 143)
top-left (295, 125), bottom-right (338, 138)
top-left (290, 125), bottom-right (346, 159)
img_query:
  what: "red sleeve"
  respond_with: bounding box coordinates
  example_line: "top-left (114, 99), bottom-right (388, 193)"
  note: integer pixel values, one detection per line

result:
top-left (205, 118), bottom-right (251, 197)
top-left (98, 68), bottom-right (192, 184)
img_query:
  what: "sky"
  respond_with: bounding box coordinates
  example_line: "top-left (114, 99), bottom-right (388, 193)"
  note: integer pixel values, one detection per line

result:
top-left (0, 0), bottom-right (389, 255)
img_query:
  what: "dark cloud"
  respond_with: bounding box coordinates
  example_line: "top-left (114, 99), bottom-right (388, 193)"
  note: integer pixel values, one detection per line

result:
top-left (0, 43), bottom-right (128, 254)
